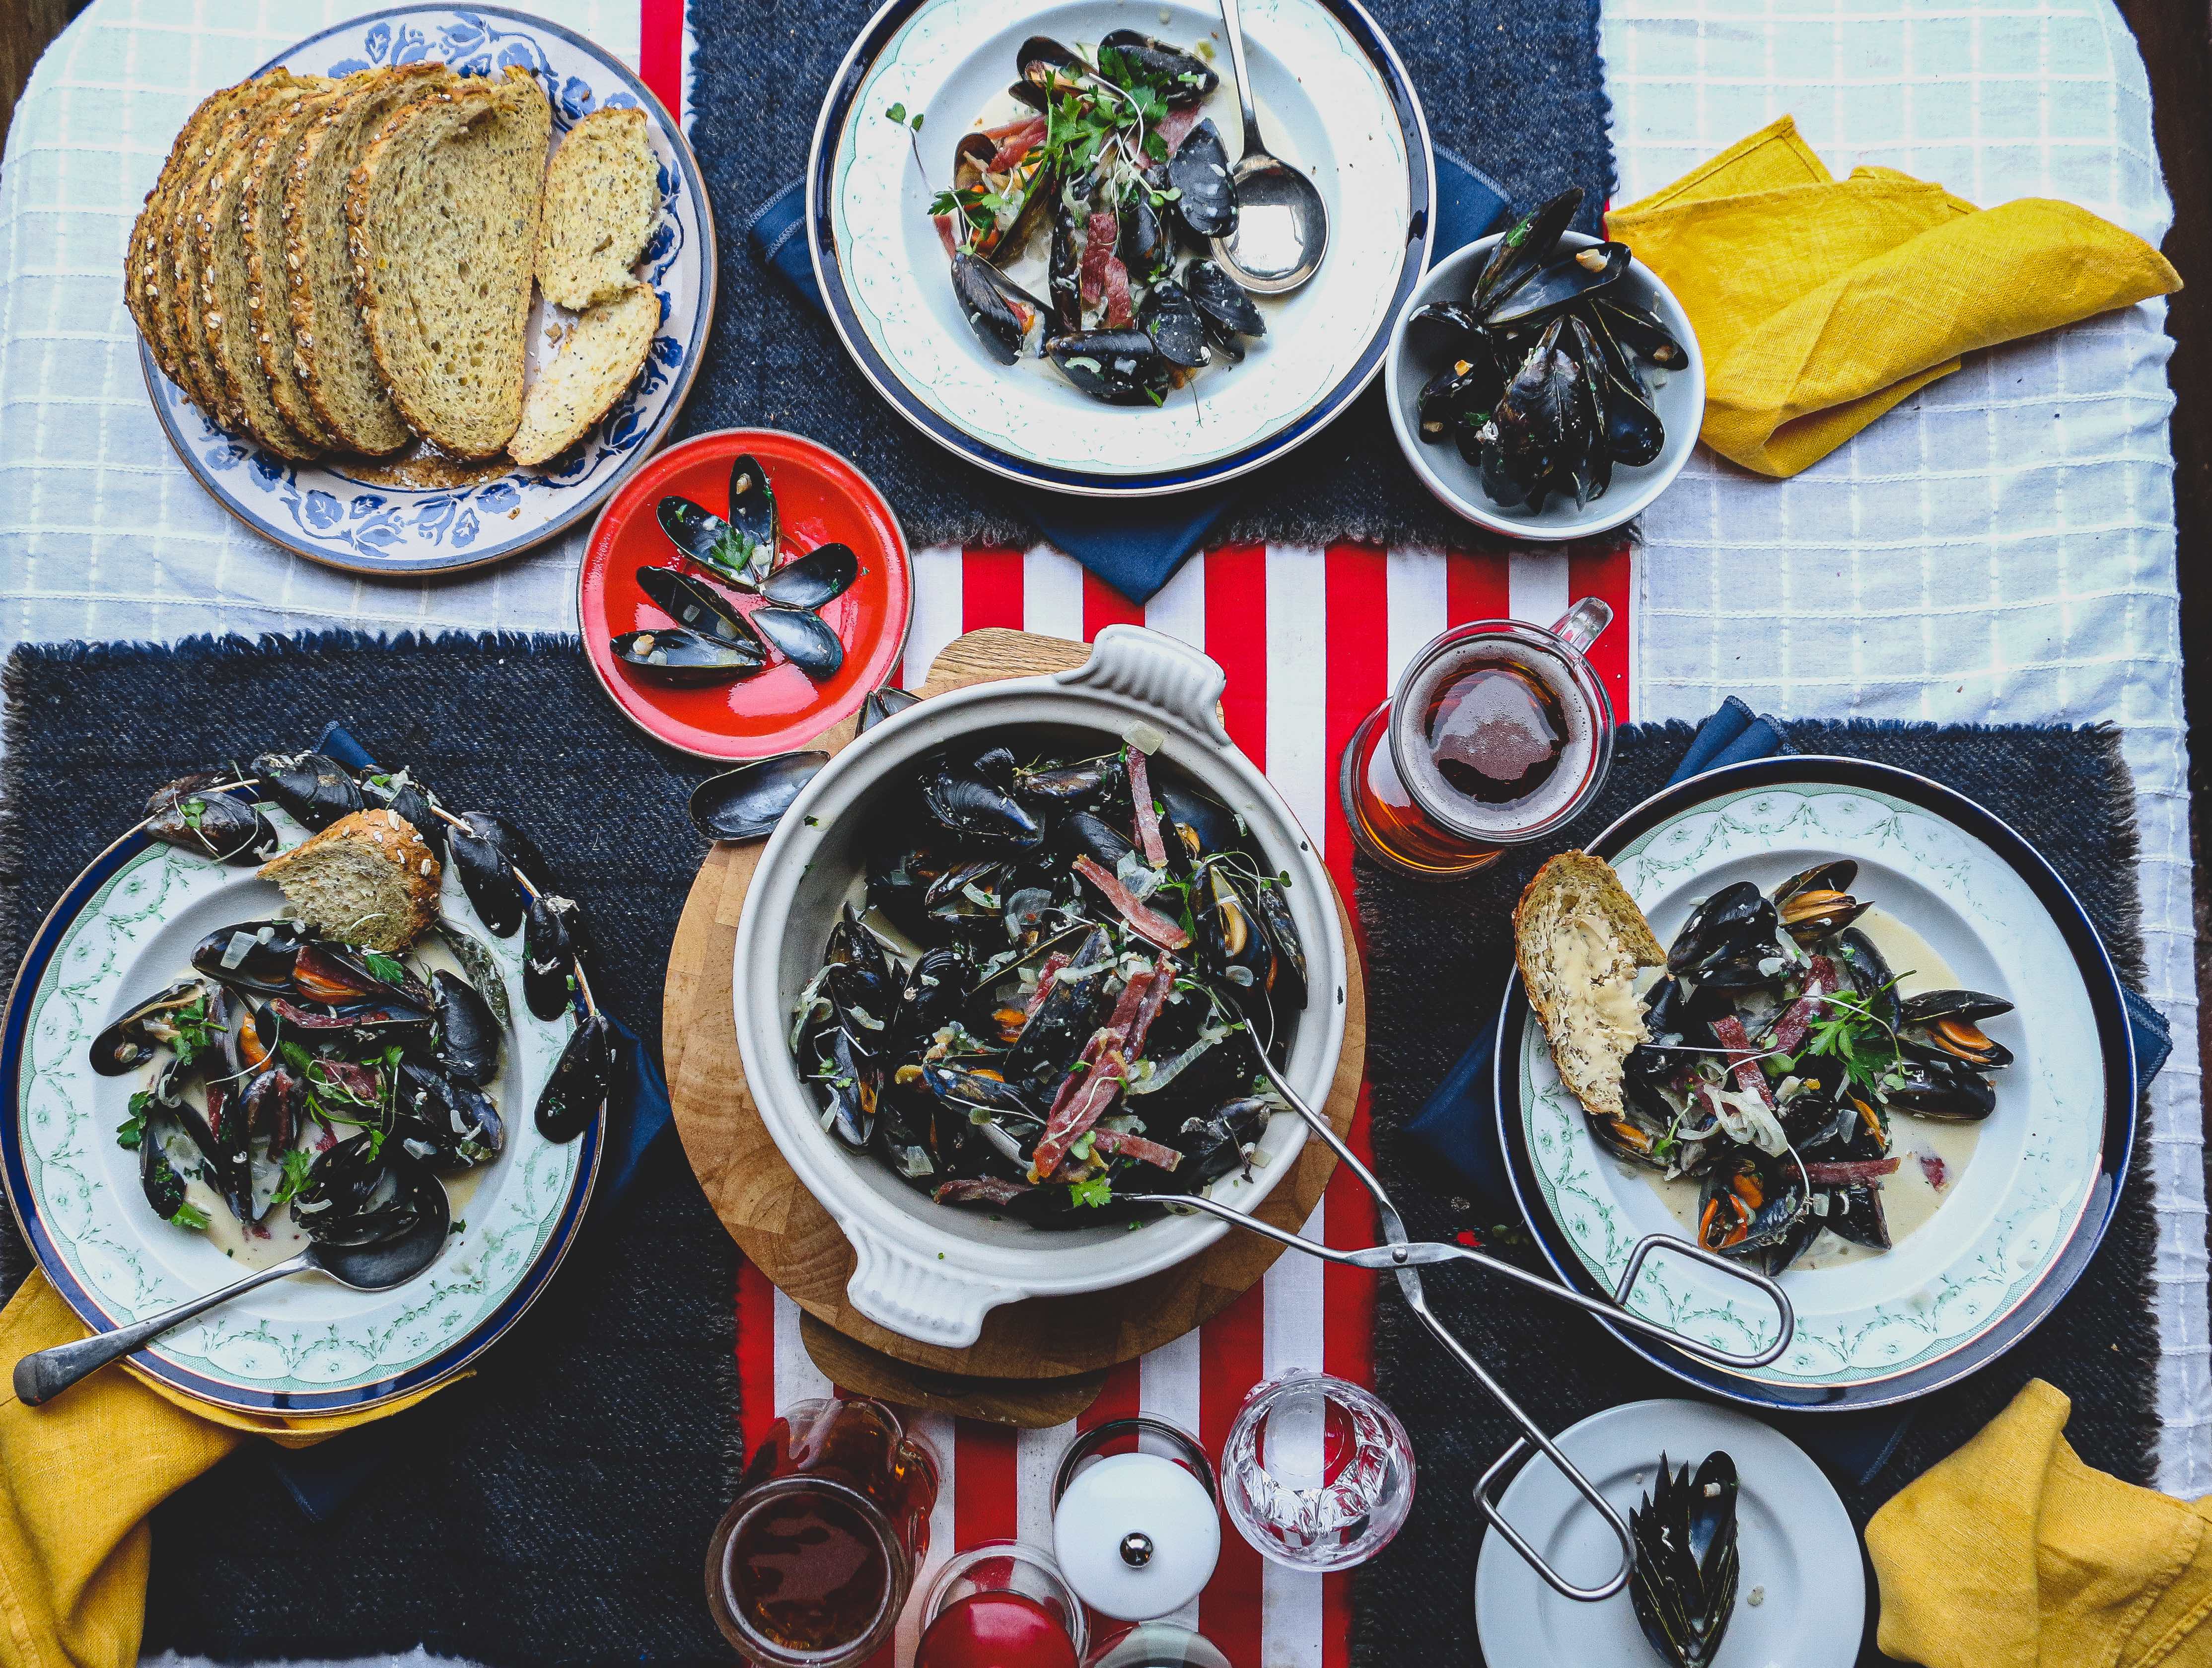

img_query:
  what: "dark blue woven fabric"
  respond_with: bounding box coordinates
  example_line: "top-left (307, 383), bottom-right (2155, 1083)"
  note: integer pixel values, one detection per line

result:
top-left (684, 0), bottom-right (1614, 560)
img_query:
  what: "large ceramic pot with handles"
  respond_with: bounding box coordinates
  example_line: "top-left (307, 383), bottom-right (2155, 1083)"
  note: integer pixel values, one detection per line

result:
top-left (731, 627), bottom-right (1350, 1348)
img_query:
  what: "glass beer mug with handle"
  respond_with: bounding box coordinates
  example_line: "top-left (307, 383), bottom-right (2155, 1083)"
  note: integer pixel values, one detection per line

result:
top-left (1340, 598), bottom-right (1616, 880)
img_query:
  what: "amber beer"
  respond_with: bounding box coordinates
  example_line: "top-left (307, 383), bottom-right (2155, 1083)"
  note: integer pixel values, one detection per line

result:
top-left (1341, 600), bottom-right (1616, 879)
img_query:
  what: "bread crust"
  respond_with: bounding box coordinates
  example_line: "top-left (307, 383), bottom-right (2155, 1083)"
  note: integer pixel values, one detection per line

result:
top-left (508, 282), bottom-right (657, 465)
top-left (258, 807), bottom-right (441, 952)
top-left (1513, 851), bottom-right (1664, 1120)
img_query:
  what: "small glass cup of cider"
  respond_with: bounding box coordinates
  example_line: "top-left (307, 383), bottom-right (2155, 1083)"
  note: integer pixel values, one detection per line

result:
top-left (1340, 598), bottom-right (1617, 880)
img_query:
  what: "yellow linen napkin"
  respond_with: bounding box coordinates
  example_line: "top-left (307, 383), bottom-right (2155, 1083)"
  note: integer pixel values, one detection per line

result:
top-left (1867, 1378), bottom-right (2212, 1668)
top-left (1606, 117), bottom-right (2180, 477)
top-left (0, 1269), bottom-right (450, 1668)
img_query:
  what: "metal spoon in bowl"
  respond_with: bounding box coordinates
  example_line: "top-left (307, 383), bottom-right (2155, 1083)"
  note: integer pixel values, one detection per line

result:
top-left (1208, 0), bottom-right (1328, 294)
top-left (13, 1183), bottom-right (449, 1406)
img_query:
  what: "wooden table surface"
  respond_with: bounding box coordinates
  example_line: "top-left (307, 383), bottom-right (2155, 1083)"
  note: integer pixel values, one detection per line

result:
top-left (2, 0), bottom-right (2206, 1113)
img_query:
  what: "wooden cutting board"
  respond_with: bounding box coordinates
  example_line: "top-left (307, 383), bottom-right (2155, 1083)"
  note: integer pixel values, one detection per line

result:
top-left (664, 628), bottom-right (1367, 1387)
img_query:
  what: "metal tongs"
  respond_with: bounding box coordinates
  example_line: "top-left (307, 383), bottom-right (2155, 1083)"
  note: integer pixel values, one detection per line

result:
top-left (1131, 1046), bottom-right (1795, 1602)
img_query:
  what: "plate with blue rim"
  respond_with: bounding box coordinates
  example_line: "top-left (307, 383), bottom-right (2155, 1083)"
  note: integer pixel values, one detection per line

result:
top-left (0, 788), bottom-right (603, 1415)
top-left (807, 0), bottom-right (1433, 497)
top-left (142, 4), bottom-right (715, 577)
top-left (1495, 756), bottom-right (2136, 1410)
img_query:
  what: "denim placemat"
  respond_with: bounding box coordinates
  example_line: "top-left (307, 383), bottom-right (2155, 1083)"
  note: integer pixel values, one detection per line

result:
top-left (0, 634), bottom-right (744, 1668)
top-left (683, 0), bottom-right (1614, 555)
top-left (1348, 722), bottom-right (2161, 1668)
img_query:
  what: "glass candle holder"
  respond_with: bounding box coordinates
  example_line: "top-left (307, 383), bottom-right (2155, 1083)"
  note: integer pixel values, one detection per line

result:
top-left (1218, 1371), bottom-right (1415, 1571)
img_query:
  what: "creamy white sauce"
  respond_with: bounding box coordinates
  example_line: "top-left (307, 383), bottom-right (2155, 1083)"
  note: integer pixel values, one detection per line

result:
top-left (1630, 905), bottom-right (1985, 1269)
top-left (137, 936), bottom-right (492, 1272)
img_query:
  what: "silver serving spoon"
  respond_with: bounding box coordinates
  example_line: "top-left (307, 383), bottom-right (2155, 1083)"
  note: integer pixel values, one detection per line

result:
top-left (13, 1185), bottom-right (449, 1406)
top-left (1209, 0), bottom-right (1328, 294)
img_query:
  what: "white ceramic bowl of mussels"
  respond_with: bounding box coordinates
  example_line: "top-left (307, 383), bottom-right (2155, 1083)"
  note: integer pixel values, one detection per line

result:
top-left (1384, 227), bottom-right (1705, 541)
top-left (730, 627), bottom-right (1349, 1349)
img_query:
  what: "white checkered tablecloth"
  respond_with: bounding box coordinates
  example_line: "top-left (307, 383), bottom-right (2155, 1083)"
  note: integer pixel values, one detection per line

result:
top-left (0, 2), bottom-right (2200, 1666)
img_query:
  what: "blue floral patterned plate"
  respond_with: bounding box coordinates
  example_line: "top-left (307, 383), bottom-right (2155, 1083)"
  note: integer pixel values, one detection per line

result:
top-left (140, 5), bottom-right (715, 577)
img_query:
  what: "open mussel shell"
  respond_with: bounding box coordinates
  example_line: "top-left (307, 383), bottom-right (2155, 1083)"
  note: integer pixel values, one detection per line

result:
top-left (1140, 280), bottom-right (1212, 370)
top-left (1774, 859), bottom-right (1857, 903)
top-left (1484, 240), bottom-right (1631, 328)
top-left (1629, 1450), bottom-right (1740, 1668)
top-left (1118, 195), bottom-right (1174, 286)
top-left (1183, 260), bottom-right (1264, 356)
top-left (1900, 988), bottom-right (2013, 1026)
top-left (856, 685), bottom-right (921, 734)
top-left (294, 1134), bottom-right (447, 1249)
top-left (1590, 294), bottom-right (1689, 367)
top-left (1167, 120), bottom-right (1237, 240)
top-left (523, 892), bottom-right (586, 1021)
top-left (139, 1105), bottom-right (196, 1222)
top-left (724, 453), bottom-right (780, 582)
top-left (688, 750), bottom-right (828, 843)
top-left (636, 564), bottom-right (762, 650)
top-left (1097, 28), bottom-right (1219, 105)
top-left (536, 1012), bottom-right (613, 1143)
top-left (145, 775), bottom-right (281, 866)
top-left (90, 978), bottom-right (208, 1076)
top-left (1901, 989), bottom-right (2015, 1070)
top-left (1016, 34), bottom-right (1092, 98)
top-left (1407, 298), bottom-right (1481, 345)
top-left (394, 1059), bottom-right (504, 1166)
top-left (251, 751), bottom-right (364, 831)
top-left (749, 606), bottom-right (845, 680)
top-left (1047, 328), bottom-right (1173, 405)
top-left (922, 753), bottom-right (1044, 847)
top-left (430, 968), bottom-right (502, 1086)
top-left (951, 250), bottom-right (1047, 366)
top-left (1697, 1149), bottom-right (1807, 1255)
top-left (656, 496), bottom-right (756, 587)
top-left (1470, 186), bottom-right (1584, 317)
top-left (611, 626), bottom-right (768, 685)
top-left (759, 542), bottom-right (860, 611)
top-left (192, 919), bottom-right (308, 995)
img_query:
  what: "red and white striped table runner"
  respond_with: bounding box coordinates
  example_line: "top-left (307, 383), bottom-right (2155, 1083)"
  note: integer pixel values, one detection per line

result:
top-left (732, 541), bottom-right (1635, 1667)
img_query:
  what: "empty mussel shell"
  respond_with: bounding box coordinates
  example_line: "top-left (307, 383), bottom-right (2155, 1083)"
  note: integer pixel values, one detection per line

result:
top-left (636, 564), bottom-right (763, 650)
top-left (857, 686), bottom-right (921, 734)
top-left (687, 751), bottom-right (829, 843)
top-left (536, 1012), bottom-right (613, 1143)
top-left (430, 969), bottom-right (502, 1086)
top-left (656, 496), bottom-right (760, 588)
top-left (523, 892), bottom-right (586, 1022)
top-left (749, 606), bottom-right (845, 680)
top-left (1589, 294), bottom-right (1689, 368)
top-left (611, 627), bottom-right (768, 685)
top-left (759, 543), bottom-right (860, 611)
top-left (1470, 186), bottom-right (1583, 317)
top-left (144, 775), bottom-right (281, 866)
top-left (1484, 240), bottom-right (1631, 328)
top-left (1140, 280), bottom-right (1212, 370)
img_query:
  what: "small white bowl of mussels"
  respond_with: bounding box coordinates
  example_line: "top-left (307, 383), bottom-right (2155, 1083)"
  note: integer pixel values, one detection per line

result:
top-left (1385, 192), bottom-right (1704, 541)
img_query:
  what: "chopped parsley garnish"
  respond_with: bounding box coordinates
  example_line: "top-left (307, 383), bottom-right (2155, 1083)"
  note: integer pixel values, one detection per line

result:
top-left (1069, 1174), bottom-right (1113, 1209)
top-left (169, 1202), bottom-right (212, 1232)
top-left (117, 1089), bottom-right (153, 1151)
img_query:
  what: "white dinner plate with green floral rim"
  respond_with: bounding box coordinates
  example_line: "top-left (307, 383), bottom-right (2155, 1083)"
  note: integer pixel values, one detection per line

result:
top-left (1496, 756), bottom-right (2136, 1408)
top-left (0, 794), bottom-right (602, 1415)
top-left (807, 0), bottom-right (1433, 495)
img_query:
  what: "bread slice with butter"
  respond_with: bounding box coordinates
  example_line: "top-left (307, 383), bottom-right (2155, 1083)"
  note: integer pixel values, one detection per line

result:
top-left (350, 67), bottom-right (552, 458)
top-left (1513, 852), bottom-right (1664, 1121)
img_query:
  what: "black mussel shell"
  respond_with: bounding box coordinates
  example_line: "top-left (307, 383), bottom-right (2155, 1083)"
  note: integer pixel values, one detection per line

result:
top-left (1015, 753), bottom-right (1124, 804)
top-left (896, 944), bottom-right (974, 1042)
top-left (1629, 1450), bottom-right (1740, 1668)
top-left (240, 1063), bottom-right (301, 1164)
top-left (1005, 927), bottom-right (1113, 1084)
top-left (1484, 240), bottom-right (1631, 328)
top-left (1774, 859), bottom-right (1858, 904)
top-left (294, 1134), bottom-right (445, 1248)
top-left (1049, 196), bottom-right (1084, 332)
top-left (1054, 807), bottom-right (1135, 868)
top-left (1416, 348), bottom-right (1505, 438)
top-left (523, 892), bottom-right (586, 1021)
top-left (760, 542), bottom-right (860, 611)
top-left (1831, 927), bottom-right (1902, 1028)
top-left (1696, 1150), bottom-right (1806, 1254)
top-left (139, 1107), bottom-right (195, 1222)
top-left (446, 811), bottom-right (531, 937)
top-left (1140, 279), bottom-right (1212, 369)
top-left (1047, 328), bottom-right (1172, 405)
top-left (687, 751), bottom-right (828, 843)
top-left (724, 453), bottom-right (780, 583)
top-left (750, 606), bottom-right (846, 680)
top-left (1483, 319), bottom-right (1581, 510)
top-left (91, 978), bottom-right (209, 1076)
top-left (1590, 294), bottom-right (1689, 368)
top-left (1017, 34), bottom-right (1089, 97)
top-left (536, 1012), bottom-right (613, 1143)
top-left (923, 756), bottom-right (1045, 847)
top-left (1098, 28), bottom-right (1219, 105)
top-left (611, 626), bottom-right (767, 685)
top-left (1156, 779), bottom-right (1240, 862)
top-left (857, 686), bottom-right (921, 734)
top-left (1562, 317), bottom-right (1613, 507)
top-left (1470, 186), bottom-right (1583, 318)
top-left (951, 250), bottom-right (1047, 366)
top-left (1900, 989), bottom-right (2013, 1026)
top-left (1407, 299), bottom-right (1481, 346)
top-left (1167, 119), bottom-right (1237, 240)
top-left (430, 968), bottom-right (502, 1086)
top-left (1183, 259), bottom-right (1265, 344)
top-left (251, 751), bottom-right (364, 831)
top-left (145, 775), bottom-right (280, 866)
top-left (1600, 365), bottom-right (1664, 467)
top-left (1666, 881), bottom-right (1784, 987)
top-left (636, 564), bottom-right (762, 649)
top-left (656, 495), bottom-right (761, 588)
top-left (395, 1059), bottom-right (504, 1165)
top-left (1119, 195), bottom-right (1173, 286)
top-left (359, 771), bottom-right (445, 862)
top-left (1175, 1096), bottom-right (1271, 1185)
top-left (1824, 1183), bottom-right (1891, 1249)
top-left (192, 919), bottom-right (308, 995)
top-left (289, 940), bottom-right (432, 1010)
top-left (188, 1081), bottom-right (258, 1226)
top-left (1886, 1054), bottom-right (1998, 1120)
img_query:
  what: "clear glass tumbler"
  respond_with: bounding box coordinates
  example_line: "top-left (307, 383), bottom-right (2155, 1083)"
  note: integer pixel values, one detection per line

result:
top-left (1218, 1371), bottom-right (1416, 1571)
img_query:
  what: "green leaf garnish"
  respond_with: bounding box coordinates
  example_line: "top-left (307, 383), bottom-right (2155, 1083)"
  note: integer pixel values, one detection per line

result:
top-left (1070, 1174), bottom-right (1113, 1209)
top-left (169, 1202), bottom-right (212, 1231)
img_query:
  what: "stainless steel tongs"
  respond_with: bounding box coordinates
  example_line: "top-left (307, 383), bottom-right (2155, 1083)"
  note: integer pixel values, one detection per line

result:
top-left (1130, 1044), bottom-right (1795, 1602)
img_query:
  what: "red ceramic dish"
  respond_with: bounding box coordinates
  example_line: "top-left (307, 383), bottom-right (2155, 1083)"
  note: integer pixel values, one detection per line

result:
top-left (579, 430), bottom-right (912, 759)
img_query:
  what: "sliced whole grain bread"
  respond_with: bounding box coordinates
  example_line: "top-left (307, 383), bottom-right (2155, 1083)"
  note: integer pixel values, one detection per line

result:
top-left (509, 282), bottom-right (658, 465)
top-left (127, 76), bottom-right (273, 402)
top-left (285, 61), bottom-right (455, 453)
top-left (535, 106), bottom-right (661, 311)
top-left (241, 75), bottom-right (362, 447)
top-left (1512, 852), bottom-right (1665, 1123)
top-left (351, 68), bottom-right (552, 458)
top-left (199, 78), bottom-right (338, 459)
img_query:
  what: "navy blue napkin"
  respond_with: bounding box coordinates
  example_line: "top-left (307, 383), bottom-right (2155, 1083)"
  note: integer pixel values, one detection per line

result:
top-left (263, 725), bottom-right (675, 1520)
top-left (746, 149), bottom-right (1512, 602)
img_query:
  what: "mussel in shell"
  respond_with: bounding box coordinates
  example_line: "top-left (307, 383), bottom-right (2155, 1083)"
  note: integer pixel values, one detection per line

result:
top-left (1483, 240), bottom-right (1631, 328)
top-left (687, 751), bottom-right (828, 843)
top-left (1097, 29), bottom-right (1218, 105)
top-left (522, 893), bottom-right (585, 1022)
top-left (431, 969), bottom-right (501, 1086)
top-left (1885, 1054), bottom-right (1998, 1120)
top-left (759, 543), bottom-right (860, 611)
top-left (750, 606), bottom-right (845, 680)
top-left (656, 496), bottom-right (763, 589)
top-left (1771, 859), bottom-right (1869, 943)
top-left (1629, 1450), bottom-right (1739, 1668)
top-left (1118, 196), bottom-right (1173, 287)
top-left (922, 753), bottom-right (1044, 846)
top-left (1900, 989), bottom-right (2015, 1069)
top-left (138, 1107), bottom-right (197, 1224)
top-left (252, 751), bottom-right (364, 831)
top-left (536, 1011), bottom-right (613, 1143)
top-left (635, 564), bottom-right (763, 650)
top-left (1047, 328), bottom-right (1173, 406)
top-left (394, 1060), bottom-right (504, 1166)
top-left (1166, 118), bottom-right (1237, 240)
top-left (144, 775), bottom-right (280, 865)
top-left (445, 811), bottom-right (533, 937)
top-left (1140, 279), bottom-right (1212, 370)
top-left (611, 626), bottom-right (768, 685)
top-left (292, 1134), bottom-right (444, 1248)
top-left (1182, 261), bottom-right (1265, 360)
top-left (91, 979), bottom-right (210, 1076)
top-left (1666, 882), bottom-right (1785, 988)
top-left (191, 919), bottom-right (309, 996)
top-left (1471, 188), bottom-right (1585, 317)
top-left (952, 250), bottom-right (1047, 366)
top-left (1696, 1150), bottom-right (1806, 1256)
